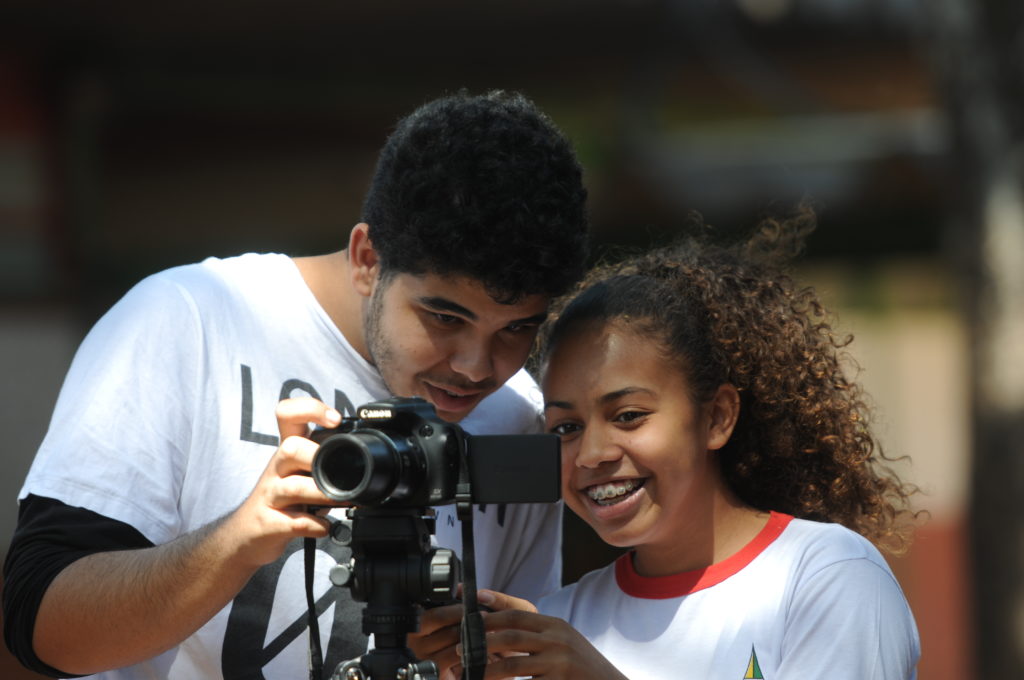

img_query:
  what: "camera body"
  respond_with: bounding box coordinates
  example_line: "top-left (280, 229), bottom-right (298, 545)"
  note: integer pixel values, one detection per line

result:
top-left (310, 396), bottom-right (560, 508)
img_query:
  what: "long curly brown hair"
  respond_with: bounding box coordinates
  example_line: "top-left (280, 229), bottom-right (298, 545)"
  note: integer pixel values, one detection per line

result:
top-left (540, 205), bottom-right (919, 554)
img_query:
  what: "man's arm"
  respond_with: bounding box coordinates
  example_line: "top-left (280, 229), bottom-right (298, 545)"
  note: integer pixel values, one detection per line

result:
top-left (3, 496), bottom-right (154, 677)
top-left (26, 398), bottom-right (341, 676)
top-left (32, 514), bottom-right (251, 674)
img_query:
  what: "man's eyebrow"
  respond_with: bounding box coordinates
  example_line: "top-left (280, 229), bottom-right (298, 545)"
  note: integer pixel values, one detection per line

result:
top-left (418, 296), bottom-right (477, 321)
top-left (515, 312), bottom-right (549, 326)
top-left (418, 296), bottom-right (548, 326)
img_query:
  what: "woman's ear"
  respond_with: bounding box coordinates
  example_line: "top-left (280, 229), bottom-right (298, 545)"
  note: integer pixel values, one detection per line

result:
top-left (348, 223), bottom-right (380, 297)
top-left (706, 384), bottom-right (740, 451)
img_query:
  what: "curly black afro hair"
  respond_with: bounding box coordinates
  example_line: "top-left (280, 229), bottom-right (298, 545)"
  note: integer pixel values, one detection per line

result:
top-left (542, 205), bottom-right (920, 554)
top-left (362, 90), bottom-right (589, 303)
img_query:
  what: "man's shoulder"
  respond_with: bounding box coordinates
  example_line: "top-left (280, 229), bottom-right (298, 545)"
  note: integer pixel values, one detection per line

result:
top-left (149, 252), bottom-right (289, 291)
top-left (121, 252), bottom-right (294, 314)
top-left (461, 370), bottom-right (544, 435)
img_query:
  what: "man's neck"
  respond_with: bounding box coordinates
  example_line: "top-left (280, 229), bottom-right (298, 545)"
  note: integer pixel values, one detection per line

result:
top-left (292, 251), bottom-right (369, 359)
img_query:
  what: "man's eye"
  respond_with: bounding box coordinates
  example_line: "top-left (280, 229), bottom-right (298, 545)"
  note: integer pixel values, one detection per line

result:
top-left (432, 312), bottom-right (460, 324)
top-left (505, 321), bottom-right (539, 334)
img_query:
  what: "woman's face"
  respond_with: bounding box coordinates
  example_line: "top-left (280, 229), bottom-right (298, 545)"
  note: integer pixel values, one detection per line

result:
top-left (542, 321), bottom-right (734, 575)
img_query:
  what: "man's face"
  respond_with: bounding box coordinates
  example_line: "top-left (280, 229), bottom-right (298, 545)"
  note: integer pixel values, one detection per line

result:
top-left (363, 271), bottom-right (549, 422)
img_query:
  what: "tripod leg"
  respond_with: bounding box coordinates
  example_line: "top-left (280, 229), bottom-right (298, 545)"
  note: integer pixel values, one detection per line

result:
top-left (404, 660), bottom-right (440, 680)
top-left (327, 657), bottom-right (439, 680)
top-left (330, 658), bottom-right (367, 680)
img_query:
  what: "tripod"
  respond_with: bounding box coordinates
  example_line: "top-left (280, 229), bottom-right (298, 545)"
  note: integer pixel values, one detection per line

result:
top-left (324, 507), bottom-right (460, 680)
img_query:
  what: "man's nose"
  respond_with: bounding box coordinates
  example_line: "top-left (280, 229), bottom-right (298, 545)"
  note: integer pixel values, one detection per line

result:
top-left (449, 337), bottom-right (496, 384)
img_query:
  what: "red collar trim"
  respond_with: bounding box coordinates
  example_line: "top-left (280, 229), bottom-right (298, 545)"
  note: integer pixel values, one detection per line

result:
top-left (615, 512), bottom-right (793, 599)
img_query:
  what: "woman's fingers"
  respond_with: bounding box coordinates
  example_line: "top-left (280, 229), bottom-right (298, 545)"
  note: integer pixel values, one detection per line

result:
top-left (408, 603), bottom-right (465, 676)
top-left (477, 589), bottom-right (537, 614)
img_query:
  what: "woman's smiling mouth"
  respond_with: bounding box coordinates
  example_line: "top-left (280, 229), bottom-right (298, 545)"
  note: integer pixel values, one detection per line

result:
top-left (585, 478), bottom-right (646, 506)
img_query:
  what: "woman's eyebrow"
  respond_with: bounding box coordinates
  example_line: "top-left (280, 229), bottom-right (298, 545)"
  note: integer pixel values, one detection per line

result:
top-left (600, 387), bottom-right (655, 404)
top-left (544, 387), bottom-right (655, 412)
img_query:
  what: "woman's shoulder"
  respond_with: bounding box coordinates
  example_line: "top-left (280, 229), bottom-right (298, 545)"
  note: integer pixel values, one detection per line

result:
top-left (773, 516), bottom-right (895, 579)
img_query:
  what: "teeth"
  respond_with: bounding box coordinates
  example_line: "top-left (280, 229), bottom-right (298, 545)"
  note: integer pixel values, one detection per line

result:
top-left (587, 480), bottom-right (641, 504)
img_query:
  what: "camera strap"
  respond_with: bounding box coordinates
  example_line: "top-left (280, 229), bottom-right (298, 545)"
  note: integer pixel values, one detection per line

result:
top-left (456, 478), bottom-right (487, 680)
top-left (304, 536), bottom-right (325, 680)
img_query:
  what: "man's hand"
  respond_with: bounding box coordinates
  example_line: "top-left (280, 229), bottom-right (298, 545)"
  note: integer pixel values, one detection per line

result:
top-left (222, 397), bottom-right (343, 568)
top-left (33, 397), bottom-right (343, 675)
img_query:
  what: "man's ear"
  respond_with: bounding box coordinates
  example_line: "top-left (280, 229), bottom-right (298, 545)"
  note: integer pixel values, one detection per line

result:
top-left (348, 223), bottom-right (379, 297)
top-left (707, 384), bottom-right (740, 451)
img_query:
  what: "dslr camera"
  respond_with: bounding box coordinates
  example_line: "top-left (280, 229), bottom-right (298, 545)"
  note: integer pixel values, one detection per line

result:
top-left (310, 396), bottom-right (560, 507)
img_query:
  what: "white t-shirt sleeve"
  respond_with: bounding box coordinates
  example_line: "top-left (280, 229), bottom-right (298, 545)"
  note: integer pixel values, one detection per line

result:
top-left (481, 499), bottom-right (563, 601)
top-left (779, 556), bottom-right (920, 679)
top-left (21, 273), bottom-right (201, 544)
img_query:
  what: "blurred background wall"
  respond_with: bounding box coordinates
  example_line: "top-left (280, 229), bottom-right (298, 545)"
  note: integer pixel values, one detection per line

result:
top-left (3, 1), bottom-right (1022, 678)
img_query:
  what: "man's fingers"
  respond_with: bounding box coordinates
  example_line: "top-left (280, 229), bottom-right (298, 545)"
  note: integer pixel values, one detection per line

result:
top-left (266, 470), bottom-right (331, 508)
top-left (273, 434), bottom-right (320, 476)
top-left (275, 397), bottom-right (342, 440)
top-left (278, 508), bottom-right (332, 538)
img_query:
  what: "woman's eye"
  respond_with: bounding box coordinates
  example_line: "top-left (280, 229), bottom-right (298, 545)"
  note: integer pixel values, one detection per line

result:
top-left (549, 422), bottom-right (580, 437)
top-left (615, 410), bottom-right (648, 424)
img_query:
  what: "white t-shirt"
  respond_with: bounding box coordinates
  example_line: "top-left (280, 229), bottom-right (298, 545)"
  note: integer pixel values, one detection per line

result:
top-left (21, 253), bottom-right (563, 680)
top-left (538, 513), bottom-right (919, 680)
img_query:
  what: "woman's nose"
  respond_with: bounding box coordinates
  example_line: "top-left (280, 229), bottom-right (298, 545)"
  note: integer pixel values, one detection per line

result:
top-left (574, 427), bottom-right (622, 469)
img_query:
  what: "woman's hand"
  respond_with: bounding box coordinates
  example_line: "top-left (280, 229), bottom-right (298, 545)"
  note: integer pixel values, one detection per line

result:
top-left (409, 602), bottom-right (465, 680)
top-left (409, 589), bottom-right (539, 680)
top-left (477, 590), bottom-right (629, 680)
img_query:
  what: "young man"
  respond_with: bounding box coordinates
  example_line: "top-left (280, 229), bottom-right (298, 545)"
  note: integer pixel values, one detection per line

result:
top-left (3, 90), bottom-right (589, 679)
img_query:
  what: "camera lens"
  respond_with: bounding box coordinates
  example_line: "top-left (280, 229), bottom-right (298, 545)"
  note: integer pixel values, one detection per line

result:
top-left (311, 430), bottom-right (403, 504)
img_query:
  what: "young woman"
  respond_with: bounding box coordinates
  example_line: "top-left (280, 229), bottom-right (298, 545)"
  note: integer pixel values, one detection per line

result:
top-left (413, 209), bottom-right (921, 679)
